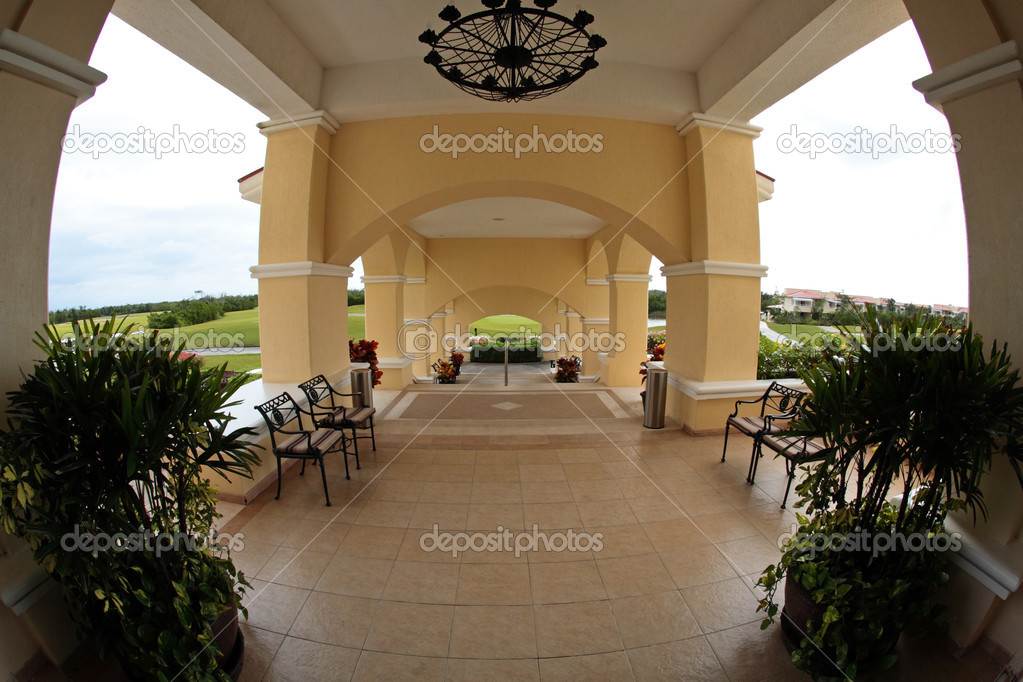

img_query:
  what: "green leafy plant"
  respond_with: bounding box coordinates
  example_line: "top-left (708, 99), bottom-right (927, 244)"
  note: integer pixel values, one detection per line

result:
top-left (757, 308), bottom-right (1023, 680)
top-left (0, 318), bottom-right (259, 681)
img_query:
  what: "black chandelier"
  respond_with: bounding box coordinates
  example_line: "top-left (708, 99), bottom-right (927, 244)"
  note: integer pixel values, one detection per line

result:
top-left (419, 0), bottom-right (607, 103)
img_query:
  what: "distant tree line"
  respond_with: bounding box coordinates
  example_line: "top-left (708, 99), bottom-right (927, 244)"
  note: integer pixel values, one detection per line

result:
top-left (348, 289), bottom-right (365, 306)
top-left (48, 293), bottom-right (258, 327)
top-left (648, 290), bottom-right (666, 318)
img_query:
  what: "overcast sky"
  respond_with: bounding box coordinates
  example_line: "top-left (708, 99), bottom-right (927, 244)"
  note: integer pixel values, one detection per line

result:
top-left (49, 17), bottom-right (967, 311)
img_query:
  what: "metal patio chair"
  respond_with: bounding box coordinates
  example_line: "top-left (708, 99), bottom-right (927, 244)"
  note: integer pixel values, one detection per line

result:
top-left (299, 374), bottom-right (376, 460)
top-left (720, 381), bottom-right (806, 483)
top-left (254, 392), bottom-right (352, 506)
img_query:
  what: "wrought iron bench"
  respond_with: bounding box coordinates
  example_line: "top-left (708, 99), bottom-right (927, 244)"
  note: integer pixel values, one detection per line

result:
top-left (254, 392), bottom-right (352, 506)
top-left (759, 432), bottom-right (828, 509)
top-left (720, 381), bottom-right (806, 483)
top-left (299, 374), bottom-right (376, 459)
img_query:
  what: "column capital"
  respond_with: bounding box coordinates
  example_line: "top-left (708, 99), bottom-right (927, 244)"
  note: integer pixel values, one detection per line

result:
top-left (585, 278), bottom-right (609, 286)
top-left (581, 317), bottom-right (610, 326)
top-left (0, 29), bottom-right (107, 103)
top-left (661, 260), bottom-right (767, 278)
top-left (913, 41), bottom-right (1022, 111)
top-left (258, 110), bottom-right (340, 136)
top-left (564, 311), bottom-right (582, 318)
top-left (250, 261), bottom-right (354, 279)
top-left (361, 275), bottom-right (408, 284)
top-left (676, 113), bottom-right (761, 139)
top-left (405, 278), bottom-right (427, 285)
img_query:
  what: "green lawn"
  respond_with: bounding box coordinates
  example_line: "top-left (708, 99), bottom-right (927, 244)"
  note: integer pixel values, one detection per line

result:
top-left (348, 304), bottom-right (365, 314)
top-left (648, 325), bottom-right (666, 331)
top-left (198, 353), bottom-right (262, 374)
top-left (349, 315), bottom-right (366, 340)
top-left (51, 312), bottom-right (155, 339)
top-left (470, 315), bottom-right (542, 337)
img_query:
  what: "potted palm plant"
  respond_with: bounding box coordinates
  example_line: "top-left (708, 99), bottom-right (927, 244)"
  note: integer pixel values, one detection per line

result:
top-left (757, 309), bottom-right (1023, 680)
top-left (0, 318), bottom-right (259, 681)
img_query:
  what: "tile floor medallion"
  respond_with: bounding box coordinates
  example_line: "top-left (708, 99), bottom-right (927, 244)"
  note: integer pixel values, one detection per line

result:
top-left (208, 366), bottom-right (1001, 681)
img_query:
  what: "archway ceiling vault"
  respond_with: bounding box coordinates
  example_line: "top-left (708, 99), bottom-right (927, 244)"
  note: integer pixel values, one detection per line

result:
top-left (113, 0), bottom-right (909, 125)
top-left (408, 197), bottom-right (606, 240)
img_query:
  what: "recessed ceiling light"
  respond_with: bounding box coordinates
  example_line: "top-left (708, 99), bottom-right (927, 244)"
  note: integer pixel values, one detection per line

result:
top-left (493, 217), bottom-right (505, 221)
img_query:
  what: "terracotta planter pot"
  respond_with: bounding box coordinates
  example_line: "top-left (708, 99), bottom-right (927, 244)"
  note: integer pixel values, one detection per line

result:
top-left (211, 603), bottom-right (245, 680)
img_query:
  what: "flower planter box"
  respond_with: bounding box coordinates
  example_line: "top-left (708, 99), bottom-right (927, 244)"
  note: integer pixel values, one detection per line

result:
top-left (470, 346), bottom-right (542, 363)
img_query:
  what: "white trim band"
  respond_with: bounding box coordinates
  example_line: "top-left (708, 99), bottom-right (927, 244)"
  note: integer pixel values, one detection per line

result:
top-left (0, 29), bottom-right (107, 103)
top-left (564, 311), bottom-right (582, 318)
top-left (656, 367), bottom-right (806, 401)
top-left (606, 274), bottom-right (653, 283)
top-left (376, 357), bottom-right (414, 369)
top-left (258, 110), bottom-right (340, 136)
top-left (250, 261), bottom-right (354, 279)
top-left (676, 113), bottom-right (762, 139)
top-left (582, 318), bottom-right (610, 326)
top-left (430, 312), bottom-right (447, 320)
top-left (585, 278), bottom-right (610, 286)
top-left (405, 278), bottom-right (426, 285)
top-left (661, 260), bottom-right (768, 278)
top-left (361, 275), bottom-right (408, 284)
top-left (913, 41), bottom-right (1022, 110)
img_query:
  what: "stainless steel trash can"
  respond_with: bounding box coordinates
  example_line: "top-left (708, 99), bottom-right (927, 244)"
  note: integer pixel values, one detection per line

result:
top-left (643, 368), bottom-right (667, 429)
top-left (351, 368), bottom-right (374, 408)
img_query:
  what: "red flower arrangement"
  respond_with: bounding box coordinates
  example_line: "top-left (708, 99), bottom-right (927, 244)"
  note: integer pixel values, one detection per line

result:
top-left (640, 343), bottom-right (665, 383)
top-left (432, 360), bottom-right (457, 384)
top-left (555, 356), bottom-right (580, 383)
top-left (450, 352), bottom-right (464, 375)
top-left (349, 339), bottom-right (383, 386)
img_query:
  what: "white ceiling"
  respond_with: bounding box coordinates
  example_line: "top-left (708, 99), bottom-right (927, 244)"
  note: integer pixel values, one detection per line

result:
top-left (263, 0), bottom-right (763, 72)
top-left (408, 197), bottom-right (606, 239)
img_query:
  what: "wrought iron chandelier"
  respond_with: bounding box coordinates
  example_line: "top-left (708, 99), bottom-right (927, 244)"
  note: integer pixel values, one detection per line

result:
top-left (419, 0), bottom-right (607, 103)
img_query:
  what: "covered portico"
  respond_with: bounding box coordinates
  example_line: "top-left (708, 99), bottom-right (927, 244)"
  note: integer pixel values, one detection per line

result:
top-left (2, 0), bottom-right (1022, 675)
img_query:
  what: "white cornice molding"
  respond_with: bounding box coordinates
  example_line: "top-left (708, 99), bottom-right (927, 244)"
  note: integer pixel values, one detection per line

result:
top-left (405, 277), bottom-right (426, 285)
top-left (403, 318), bottom-right (428, 324)
top-left (564, 311), bottom-right (582, 318)
top-left (661, 260), bottom-right (768, 278)
top-left (676, 113), bottom-right (762, 139)
top-left (250, 261), bottom-right (354, 279)
top-left (606, 273), bottom-right (653, 283)
top-left (361, 275), bottom-right (408, 284)
top-left (913, 41), bottom-right (1022, 111)
top-left (238, 172), bottom-right (263, 205)
top-left (0, 29), bottom-right (107, 104)
top-left (430, 312), bottom-right (447, 320)
top-left (664, 371), bottom-right (806, 401)
top-left (258, 110), bottom-right (340, 136)
top-left (585, 278), bottom-right (610, 286)
top-left (756, 173), bottom-right (775, 202)
top-left (376, 357), bottom-right (414, 369)
top-left (582, 318), bottom-right (610, 326)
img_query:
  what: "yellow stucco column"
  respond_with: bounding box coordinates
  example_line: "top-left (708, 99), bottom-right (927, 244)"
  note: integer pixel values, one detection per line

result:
top-left (666, 115), bottom-right (767, 433)
top-left (0, 3), bottom-right (110, 414)
top-left (429, 312), bottom-right (447, 367)
top-left (565, 311), bottom-right (583, 354)
top-left (363, 275), bottom-right (413, 389)
top-left (254, 113), bottom-right (351, 383)
top-left (580, 318), bottom-right (609, 379)
top-left (906, 0), bottom-right (1023, 656)
top-left (0, 4), bottom-right (116, 675)
top-left (604, 274), bottom-right (652, 386)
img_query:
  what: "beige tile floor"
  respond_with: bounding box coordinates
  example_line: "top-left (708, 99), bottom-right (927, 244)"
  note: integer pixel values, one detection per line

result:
top-left (216, 384), bottom-right (1001, 682)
